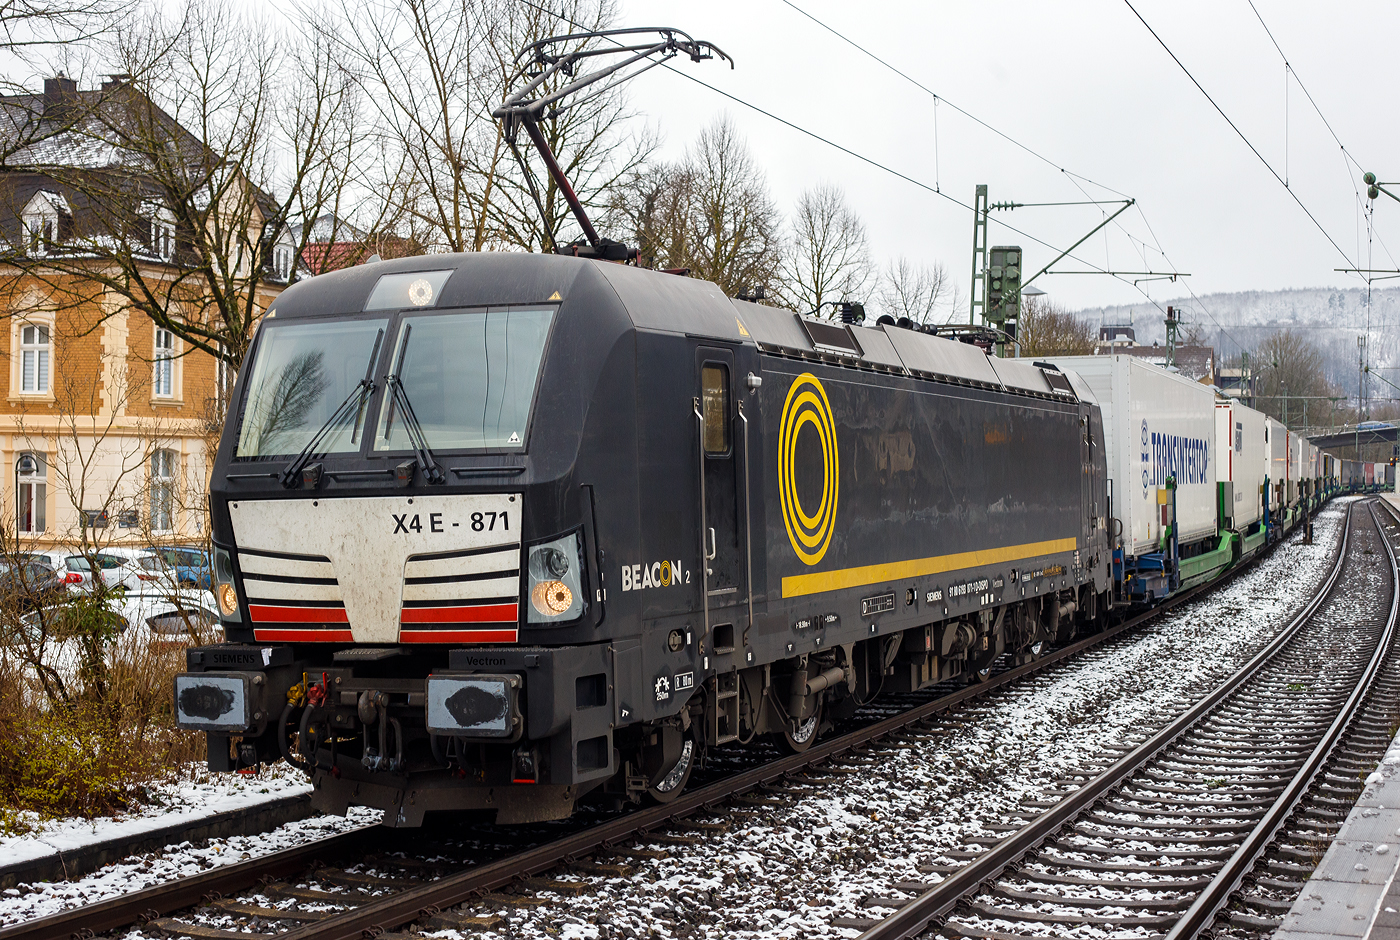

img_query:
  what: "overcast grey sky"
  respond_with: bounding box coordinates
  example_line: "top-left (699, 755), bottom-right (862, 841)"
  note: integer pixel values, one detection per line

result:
top-left (614, 0), bottom-right (1400, 315)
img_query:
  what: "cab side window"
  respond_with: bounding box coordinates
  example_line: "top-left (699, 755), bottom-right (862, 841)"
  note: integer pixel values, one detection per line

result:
top-left (701, 364), bottom-right (730, 455)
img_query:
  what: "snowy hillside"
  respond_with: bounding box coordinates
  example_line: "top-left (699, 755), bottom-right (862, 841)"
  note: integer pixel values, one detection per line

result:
top-left (1072, 286), bottom-right (1400, 394)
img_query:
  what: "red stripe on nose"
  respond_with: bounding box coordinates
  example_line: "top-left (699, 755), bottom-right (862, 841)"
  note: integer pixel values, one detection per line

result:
top-left (249, 604), bottom-right (349, 623)
top-left (400, 603), bottom-right (519, 624)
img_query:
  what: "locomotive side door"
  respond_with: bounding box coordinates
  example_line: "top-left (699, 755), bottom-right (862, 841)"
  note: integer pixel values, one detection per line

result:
top-left (694, 347), bottom-right (747, 646)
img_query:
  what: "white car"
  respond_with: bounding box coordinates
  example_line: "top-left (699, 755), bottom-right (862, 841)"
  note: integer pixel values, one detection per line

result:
top-left (59, 548), bottom-right (143, 592)
top-left (115, 588), bottom-right (221, 648)
top-left (22, 588), bottom-right (221, 655)
top-left (108, 553), bottom-right (180, 593)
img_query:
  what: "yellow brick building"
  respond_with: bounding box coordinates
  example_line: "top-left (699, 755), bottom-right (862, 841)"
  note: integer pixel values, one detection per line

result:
top-left (0, 76), bottom-right (291, 550)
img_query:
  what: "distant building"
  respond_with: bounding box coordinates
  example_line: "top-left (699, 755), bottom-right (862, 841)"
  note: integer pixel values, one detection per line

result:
top-left (1095, 323), bottom-right (1137, 353)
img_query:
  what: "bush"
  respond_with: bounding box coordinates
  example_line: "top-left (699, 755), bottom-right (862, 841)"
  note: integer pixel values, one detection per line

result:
top-left (0, 632), bottom-right (204, 834)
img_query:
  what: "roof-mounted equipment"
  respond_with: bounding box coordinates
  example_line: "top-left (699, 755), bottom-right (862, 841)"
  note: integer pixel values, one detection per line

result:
top-left (494, 28), bottom-right (731, 262)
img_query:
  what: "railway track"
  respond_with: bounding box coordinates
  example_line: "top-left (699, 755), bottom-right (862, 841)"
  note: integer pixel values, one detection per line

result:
top-left (857, 497), bottom-right (1400, 940)
top-left (0, 504), bottom-right (1344, 940)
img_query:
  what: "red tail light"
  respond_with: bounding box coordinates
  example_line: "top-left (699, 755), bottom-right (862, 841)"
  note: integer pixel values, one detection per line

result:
top-left (137, 573), bottom-right (159, 582)
top-left (64, 572), bottom-right (82, 584)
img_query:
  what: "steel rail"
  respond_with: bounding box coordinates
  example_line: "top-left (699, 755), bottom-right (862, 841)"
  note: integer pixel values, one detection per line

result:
top-left (1163, 497), bottom-right (1400, 939)
top-left (858, 500), bottom-right (1359, 940)
top-left (0, 827), bottom-right (377, 940)
top-left (1, 503), bottom-right (1329, 940)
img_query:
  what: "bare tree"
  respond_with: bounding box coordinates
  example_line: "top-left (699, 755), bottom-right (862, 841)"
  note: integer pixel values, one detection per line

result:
top-left (318, 0), bottom-right (499, 254)
top-left (1017, 295), bottom-right (1095, 357)
top-left (0, 0), bottom-right (118, 50)
top-left (0, 0), bottom-right (363, 371)
top-left (613, 115), bottom-right (782, 296)
top-left (776, 183), bottom-right (870, 316)
top-left (878, 257), bottom-right (952, 325)
top-left (321, 0), bottom-right (650, 256)
top-left (1253, 328), bottom-right (1339, 425)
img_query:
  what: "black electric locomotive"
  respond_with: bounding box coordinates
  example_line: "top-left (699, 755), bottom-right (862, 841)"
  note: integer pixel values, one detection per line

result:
top-left (175, 251), bottom-right (1113, 825)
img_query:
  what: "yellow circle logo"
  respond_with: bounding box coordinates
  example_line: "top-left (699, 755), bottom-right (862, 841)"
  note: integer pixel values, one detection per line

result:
top-left (779, 373), bottom-right (838, 566)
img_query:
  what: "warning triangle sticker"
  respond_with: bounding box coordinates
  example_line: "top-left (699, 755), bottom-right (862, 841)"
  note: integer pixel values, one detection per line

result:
top-left (547, 291), bottom-right (562, 301)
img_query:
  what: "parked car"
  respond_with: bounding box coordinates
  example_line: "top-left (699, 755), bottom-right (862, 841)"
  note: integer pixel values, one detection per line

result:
top-left (61, 551), bottom-right (134, 592)
top-left (147, 546), bottom-right (212, 589)
top-left (108, 553), bottom-right (180, 594)
top-left (116, 588), bottom-right (221, 649)
top-left (0, 561), bottom-right (69, 611)
top-left (20, 588), bottom-right (220, 650)
top-left (19, 548), bottom-right (75, 570)
top-left (60, 554), bottom-right (99, 593)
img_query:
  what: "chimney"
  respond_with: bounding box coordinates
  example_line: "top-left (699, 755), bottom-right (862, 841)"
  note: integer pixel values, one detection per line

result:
top-left (42, 74), bottom-right (79, 121)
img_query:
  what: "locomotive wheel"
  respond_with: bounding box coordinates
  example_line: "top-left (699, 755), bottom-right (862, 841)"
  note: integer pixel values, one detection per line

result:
top-left (644, 726), bottom-right (696, 804)
top-left (967, 646), bottom-right (999, 683)
top-left (1011, 640), bottom-right (1046, 668)
top-left (778, 697), bottom-right (823, 753)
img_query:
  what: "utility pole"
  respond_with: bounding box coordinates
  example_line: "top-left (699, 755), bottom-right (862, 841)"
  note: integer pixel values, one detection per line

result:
top-left (1359, 334), bottom-right (1366, 460)
top-left (1164, 306), bottom-right (1179, 368)
top-left (969, 184), bottom-right (988, 325)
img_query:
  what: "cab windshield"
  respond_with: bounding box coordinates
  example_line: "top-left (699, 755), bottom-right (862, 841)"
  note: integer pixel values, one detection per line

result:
top-left (376, 307), bottom-right (554, 452)
top-left (236, 319), bottom-right (387, 458)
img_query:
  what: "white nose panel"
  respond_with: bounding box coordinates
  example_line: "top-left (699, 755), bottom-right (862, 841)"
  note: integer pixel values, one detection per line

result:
top-left (230, 494), bottom-right (521, 644)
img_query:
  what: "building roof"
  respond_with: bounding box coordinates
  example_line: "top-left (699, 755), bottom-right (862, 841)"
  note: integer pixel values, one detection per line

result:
top-left (0, 75), bottom-right (290, 280)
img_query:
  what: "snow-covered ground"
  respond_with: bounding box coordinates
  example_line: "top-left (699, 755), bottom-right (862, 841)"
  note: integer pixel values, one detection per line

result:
top-left (1, 763), bottom-right (311, 867)
top-left (467, 503), bottom-right (1349, 939)
top-left (0, 501), bottom-right (1351, 937)
top-left (0, 762), bottom-right (380, 925)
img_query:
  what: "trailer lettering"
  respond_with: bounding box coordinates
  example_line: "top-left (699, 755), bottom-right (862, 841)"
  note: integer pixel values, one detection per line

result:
top-left (1141, 420), bottom-right (1210, 495)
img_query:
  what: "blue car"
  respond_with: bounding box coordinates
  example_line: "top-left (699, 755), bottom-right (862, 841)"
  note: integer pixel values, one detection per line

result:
top-left (148, 546), bottom-right (212, 589)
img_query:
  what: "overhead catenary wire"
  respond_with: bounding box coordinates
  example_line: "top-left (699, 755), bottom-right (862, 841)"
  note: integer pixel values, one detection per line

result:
top-left (1242, 0), bottom-right (1400, 299)
top-left (512, 0), bottom-right (1174, 310)
top-left (1122, 0), bottom-right (1355, 269)
top-left (770, 0), bottom-right (1258, 351)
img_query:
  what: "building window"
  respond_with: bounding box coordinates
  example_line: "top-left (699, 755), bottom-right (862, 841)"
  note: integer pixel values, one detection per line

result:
top-left (140, 199), bottom-right (175, 261)
top-left (154, 328), bottom-right (174, 397)
top-left (24, 214), bottom-right (55, 256)
top-left (20, 324), bottom-right (50, 393)
top-left (273, 245), bottom-right (293, 280)
top-left (150, 448), bottom-right (176, 531)
top-left (17, 451), bottom-right (45, 534)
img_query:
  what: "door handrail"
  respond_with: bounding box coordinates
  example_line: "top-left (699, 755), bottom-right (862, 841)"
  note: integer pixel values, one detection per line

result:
top-left (693, 397), bottom-right (710, 640)
top-left (738, 401), bottom-right (755, 645)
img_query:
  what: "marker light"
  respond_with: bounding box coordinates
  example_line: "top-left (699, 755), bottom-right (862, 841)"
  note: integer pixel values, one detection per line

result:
top-left (212, 546), bottom-right (242, 621)
top-left (531, 579), bottom-right (573, 616)
top-left (217, 583), bottom-right (239, 617)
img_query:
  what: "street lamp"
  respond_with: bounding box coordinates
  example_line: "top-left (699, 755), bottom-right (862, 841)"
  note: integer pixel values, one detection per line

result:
top-left (1016, 285), bottom-right (1047, 358)
top-left (14, 452), bottom-right (35, 538)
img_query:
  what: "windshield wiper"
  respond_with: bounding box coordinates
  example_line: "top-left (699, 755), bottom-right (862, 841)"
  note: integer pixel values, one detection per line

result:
top-left (382, 325), bottom-right (446, 485)
top-left (279, 328), bottom-right (384, 489)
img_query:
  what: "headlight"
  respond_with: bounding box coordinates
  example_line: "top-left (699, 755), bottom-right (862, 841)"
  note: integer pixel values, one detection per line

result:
top-left (527, 532), bottom-right (585, 623)
top-left (213, 546), bottom-right (241, 621)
